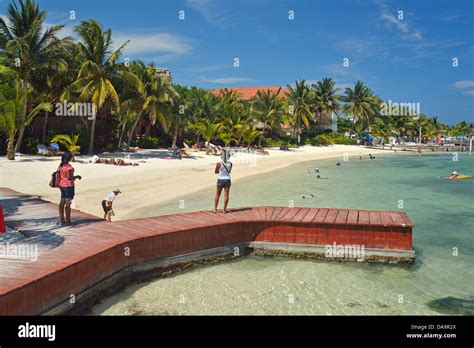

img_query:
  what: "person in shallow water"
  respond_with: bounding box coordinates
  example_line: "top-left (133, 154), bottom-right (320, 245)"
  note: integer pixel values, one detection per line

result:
top-left (213, 149), bottom-right (232, 213)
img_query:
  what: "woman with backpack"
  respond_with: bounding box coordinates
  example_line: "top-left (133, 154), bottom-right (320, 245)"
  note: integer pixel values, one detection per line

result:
top-left (57, 151), bottom-right (81, 225)
top-left (213, 149), bottom-right (232, 213)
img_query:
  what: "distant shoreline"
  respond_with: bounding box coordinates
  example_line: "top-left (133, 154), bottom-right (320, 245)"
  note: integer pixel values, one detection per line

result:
top-left (1, 145), bottom-right (405, 220)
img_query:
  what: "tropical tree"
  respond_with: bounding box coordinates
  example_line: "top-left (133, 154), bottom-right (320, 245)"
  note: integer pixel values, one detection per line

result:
top-left (0, 68), bottom-right (52, 159)
top-left (311, 77), bottom-right (340, 128)
top-left (251, 89), bottom-right (285, 145)
top-left (62, 20), bottom-right (141, 153)
top-left (50, 134), bottom-right (80, 154)
top-left (241, 126), bottom-right (262, 148)
top-left (341, 81), bottom-right (378, 136)
top-left (0, 0), bottom-right (71, 152)
top-left (285, 80), bottom-right (313, 139)
top-left (192, 118), bottom-right (222, 154)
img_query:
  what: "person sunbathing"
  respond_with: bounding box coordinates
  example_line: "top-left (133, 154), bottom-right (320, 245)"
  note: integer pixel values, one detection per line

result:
top-left (95, 158), bottom-right (138, 166)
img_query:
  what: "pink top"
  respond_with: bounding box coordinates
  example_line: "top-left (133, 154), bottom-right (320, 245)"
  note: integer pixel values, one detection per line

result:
top-left (58, 164), bottom-right (75, 188)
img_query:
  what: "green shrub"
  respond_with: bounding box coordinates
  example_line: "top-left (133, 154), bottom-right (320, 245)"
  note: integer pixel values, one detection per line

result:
top-left (25, 137), bottom-right (40, 154)
top-left (308, 134), bottom-right (334, 146)
top-left (142, 136), bottom-right (160, 149)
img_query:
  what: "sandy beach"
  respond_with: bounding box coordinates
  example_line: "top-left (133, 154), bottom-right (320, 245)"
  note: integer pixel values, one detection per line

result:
top-left (0, 145), bottom-right (393, 220)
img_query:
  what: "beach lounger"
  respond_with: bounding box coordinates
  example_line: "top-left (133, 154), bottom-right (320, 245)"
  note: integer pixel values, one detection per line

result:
top-left (37, 144), bottom-right (54, 156)
top-left (49, 142), bottom-right (64, 155)
top-left (183, 142), bottom-right (199, 152)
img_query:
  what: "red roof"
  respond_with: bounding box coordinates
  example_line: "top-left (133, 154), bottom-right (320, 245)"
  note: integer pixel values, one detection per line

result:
top-left (209, 85), bottom-right (288, 100)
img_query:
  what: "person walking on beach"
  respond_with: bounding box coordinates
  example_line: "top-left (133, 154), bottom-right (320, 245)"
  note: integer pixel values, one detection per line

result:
top-left (102, 189), bottom-right (121, 221)
top-left (58, 151), bottom-right (81, 225)
top-left (213, 149), bottom-right (232, 213)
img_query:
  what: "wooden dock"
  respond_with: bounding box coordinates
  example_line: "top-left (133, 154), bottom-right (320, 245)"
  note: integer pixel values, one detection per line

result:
top-left (0, 187), bottom-right (414, 315)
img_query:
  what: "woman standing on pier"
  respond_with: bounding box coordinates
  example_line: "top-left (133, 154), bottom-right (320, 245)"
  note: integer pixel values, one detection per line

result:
top-left (57, 151), bottom-right (81, 225)
top-left (213, 149), bottom-right (232, 213)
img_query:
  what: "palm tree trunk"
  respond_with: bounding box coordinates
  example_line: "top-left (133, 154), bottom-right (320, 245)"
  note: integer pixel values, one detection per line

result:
top-left (127, 113), bottom-right (142, 148)
top-left (88, 116), bottom-right (97, 154)
top-left (14, 80), bottom-right (29, 153)
top-left (349, 117), bottom-right (356, 138)
top-left (7, 136), bottom-right (15, 160)
top-left (172, 127), bottom-right (178, 148)
top-left (117, 121), bottom-right (127, 149)
top-left (42, 111), bottom-right (49, 144)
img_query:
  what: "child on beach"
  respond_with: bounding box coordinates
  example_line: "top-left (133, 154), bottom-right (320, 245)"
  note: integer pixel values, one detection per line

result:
top-left (102, 189), bottom-right (121, 221)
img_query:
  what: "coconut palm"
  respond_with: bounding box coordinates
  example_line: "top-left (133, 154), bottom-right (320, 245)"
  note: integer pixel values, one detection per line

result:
top-left (341, 81), bottom-right (378, 136)
top-left (50, 134), bottom-right (80, 154)
top-left (311, 77), bottom-right (340, 128)
top-left (192, 118), bottom-right (222, 154)
top-left (241, 126), bottom-right (262, 148)
top-left (62, 20), bottom-right (142, 153)
top-left (0, 68), bottom-right (52, 159)
top-left (285, 80), bottom-right (313, 139)
top-left (0, 0), bottom-right (71, 152)
top-left (251, 89), bottom-right (285, 145)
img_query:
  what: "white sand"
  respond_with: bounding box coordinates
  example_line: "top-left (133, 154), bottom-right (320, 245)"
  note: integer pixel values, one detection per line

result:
top-left (0, 145), bottom-right (393, 220)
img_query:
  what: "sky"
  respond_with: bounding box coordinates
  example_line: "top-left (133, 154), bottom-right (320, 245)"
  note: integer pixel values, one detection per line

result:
top-left (2, 0), bottom-right (474, 124)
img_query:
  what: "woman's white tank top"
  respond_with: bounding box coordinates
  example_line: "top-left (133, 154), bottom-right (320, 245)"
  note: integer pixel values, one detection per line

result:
top-left (218, 161), bottom-right (232, 180)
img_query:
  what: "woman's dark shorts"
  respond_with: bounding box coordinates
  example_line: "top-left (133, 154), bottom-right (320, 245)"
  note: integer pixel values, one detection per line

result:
top-left (102, 200), bottom-right (112, 213)
top-left (217, 179), bottom-right (231, 188)
top-left (60, 186), bottom-right (75, 200)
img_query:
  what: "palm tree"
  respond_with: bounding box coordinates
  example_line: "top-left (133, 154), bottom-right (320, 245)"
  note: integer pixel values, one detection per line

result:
top-left (192, 118), bottom-right (222, 154)
top-left (122, 61), bottom-right (175, 148)
top-left (50, 134), bottom-right (81, 154)
top-left (285, 80), bottom-right (313, 139)
top-left (251, 89), bottom-right (285, 145)
top-left (311, 77), bottom-right (340, 128)
top-left (62, 20), bottom-right (141, 153)
top-left (186, 87), bottom-right (217, 144)
top-left (169, 85), bottom-right (190, 148)
top-left (241, 126), bottom-right (262, 148)
top-left (0, 68), bottom-right (52, 159)
top-left (341, 81), bottom-right (378, 136)
top-left (0, 0), bottom-right (71, 152)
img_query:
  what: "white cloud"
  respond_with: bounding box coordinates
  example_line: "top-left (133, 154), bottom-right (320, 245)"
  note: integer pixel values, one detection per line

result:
top-left (184, 65), bottom-right (226, 73)
top-left (453, 81), bottom-right (474, 89)
top-left (112, 33), bottom-right (192, 57)
top-left (201, 77), bottom-right (256, 84)
top-left (462, 90), bottom-right (474, 96)
top-left (376, 0), bottom-right (423, 41)
top-left (185, 0), bottom-right (235, 27)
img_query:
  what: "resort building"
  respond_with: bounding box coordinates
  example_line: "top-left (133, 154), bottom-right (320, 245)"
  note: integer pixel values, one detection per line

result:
top-left (156, 67), bottom-right (172, 80)
top-left (209, 85), bottom-right (288, 101)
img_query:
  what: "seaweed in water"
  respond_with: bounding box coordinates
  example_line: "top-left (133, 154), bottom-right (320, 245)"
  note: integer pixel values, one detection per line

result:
top-left (427, 296), bottom-right (474, 315)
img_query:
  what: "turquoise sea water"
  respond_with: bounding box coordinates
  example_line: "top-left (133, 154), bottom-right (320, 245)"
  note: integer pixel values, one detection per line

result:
top-left (92, 153), bottom-right (474, 315)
